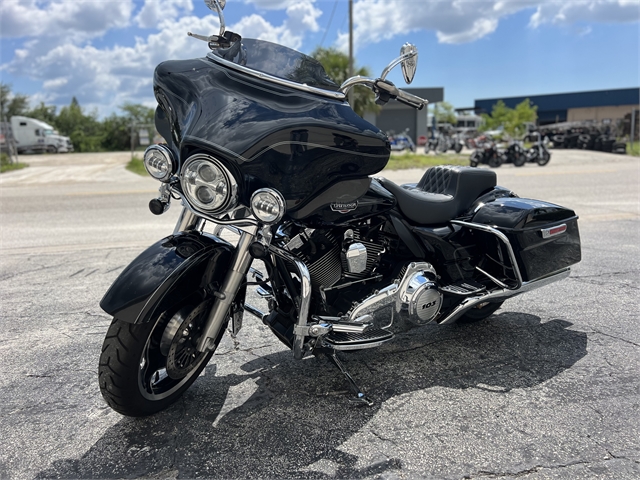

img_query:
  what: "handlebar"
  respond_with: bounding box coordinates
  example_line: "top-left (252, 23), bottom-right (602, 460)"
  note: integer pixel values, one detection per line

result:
top-left (395, 89), bottom-right (427, 110)
top-left (339, 76), bottom-right (428, 110)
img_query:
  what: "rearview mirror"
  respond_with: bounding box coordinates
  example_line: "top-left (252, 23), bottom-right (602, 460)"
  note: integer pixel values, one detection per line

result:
top-left (205, 0), bottom-right (226, 10)
top-left (400, 43), bottom-right (418, 84)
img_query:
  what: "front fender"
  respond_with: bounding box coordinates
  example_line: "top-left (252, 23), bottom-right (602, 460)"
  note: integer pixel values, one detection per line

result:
top-left (100, 232), bottom-right (234, 323)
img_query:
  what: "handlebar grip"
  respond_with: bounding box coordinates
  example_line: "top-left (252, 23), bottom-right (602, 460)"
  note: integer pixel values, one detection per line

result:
top-left (395, 90), bottom-right (427, 110)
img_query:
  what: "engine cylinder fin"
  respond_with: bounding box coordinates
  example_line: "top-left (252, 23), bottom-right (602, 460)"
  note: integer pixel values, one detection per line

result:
top-left (308, 245), bottom-right (342, 288)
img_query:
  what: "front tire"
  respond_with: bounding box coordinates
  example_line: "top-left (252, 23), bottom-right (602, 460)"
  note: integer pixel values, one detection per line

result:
top-left (513, 153), bottom-right (526, 167)
top-left (537, 150), bottom-right (551, 166)
top-left (488, 155), bottom-right (503, 168)
top-left (98, 301), bottom-right (225, 417)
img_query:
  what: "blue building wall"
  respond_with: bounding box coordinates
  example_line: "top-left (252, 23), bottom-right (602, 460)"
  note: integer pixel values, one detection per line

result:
top-left (475, 88), bottom-right (640, 124)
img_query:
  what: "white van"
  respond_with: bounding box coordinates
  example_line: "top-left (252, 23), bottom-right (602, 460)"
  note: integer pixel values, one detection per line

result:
top-left (10, 116), bottom-right (73, 154)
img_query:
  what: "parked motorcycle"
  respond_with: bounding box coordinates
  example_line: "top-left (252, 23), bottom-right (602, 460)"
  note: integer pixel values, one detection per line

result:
top-left (98, 0), bottom-right (582, 416)
top-left (504, 142), bottom-right (527, 167)
top-left (469, 141), bottom-right (504, 168)
top-left (426, 129), bottom-right (462, 154)
top-left (389, 129), bottom-right (416, 152)
top-left (526, 133), bottom-right (552, 166)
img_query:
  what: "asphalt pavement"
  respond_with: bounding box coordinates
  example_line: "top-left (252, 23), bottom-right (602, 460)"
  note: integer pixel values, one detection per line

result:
top-left (0, 149), bottom-right (638, 479)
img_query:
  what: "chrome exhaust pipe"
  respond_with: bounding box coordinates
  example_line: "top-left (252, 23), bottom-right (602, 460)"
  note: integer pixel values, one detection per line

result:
top-left (438, 268), bottom-right (571, 325)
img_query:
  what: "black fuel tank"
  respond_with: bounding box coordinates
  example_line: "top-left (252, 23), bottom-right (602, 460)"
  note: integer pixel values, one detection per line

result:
top-left (289, 177), bottom-right (397, 227)
top-left (153, 39), bottom-right (390, 214)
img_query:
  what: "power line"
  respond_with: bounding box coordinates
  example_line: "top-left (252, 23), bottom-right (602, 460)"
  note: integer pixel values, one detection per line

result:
top-left (320, 0), bottom-right (339, 47)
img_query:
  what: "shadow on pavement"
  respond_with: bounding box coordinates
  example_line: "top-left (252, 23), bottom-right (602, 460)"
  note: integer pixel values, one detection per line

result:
top-left (37, 312), bottom-right (587, 479)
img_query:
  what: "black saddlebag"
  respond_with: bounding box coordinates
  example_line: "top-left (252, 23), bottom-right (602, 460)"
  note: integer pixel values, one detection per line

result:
top-left (471, 198), bottom-right (581, 282)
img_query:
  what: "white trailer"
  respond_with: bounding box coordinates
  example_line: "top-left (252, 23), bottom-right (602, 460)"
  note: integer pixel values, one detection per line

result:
top-left (10, 116), bottom-right (73, 154)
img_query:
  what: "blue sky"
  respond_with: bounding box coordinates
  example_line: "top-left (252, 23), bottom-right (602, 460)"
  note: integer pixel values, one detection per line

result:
top-left (1, 0), bottom-right (638, 117)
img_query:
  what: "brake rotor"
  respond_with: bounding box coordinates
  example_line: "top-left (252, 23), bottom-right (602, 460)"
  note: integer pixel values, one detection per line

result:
top-left (164, 300), bottom-right (210, 379)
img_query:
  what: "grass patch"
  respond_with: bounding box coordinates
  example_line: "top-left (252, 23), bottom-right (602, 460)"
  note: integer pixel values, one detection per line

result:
top-left (126, 155), bottom-right (148, 176)
top-left (385, 153), bottom-right (469, 170)
top-left (627, 142), bottom-right (640, 157)
top-left (0, 153), bottom-right (28, 173)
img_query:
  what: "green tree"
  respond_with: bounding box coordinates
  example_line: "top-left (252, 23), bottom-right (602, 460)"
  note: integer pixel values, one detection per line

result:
top-left (0, 83), bottom-right (29, 121)
top-left (116, 103), bottom-right (156, 151)
top-left (25, 102), bottom-right (57, 125)
top-left (101, 113), bottom-right (131, 151)
top-left (119, 102), bottom-right (155, 126)
top-left (311, 47), bottom-right (380, 117)
top-left (507, 99), bottom-right (537, 137)
top-left (57, 97), bottom-right (102, 152)
top-left (433, 101), bottom-right (457, 125)
top-left (480, 99), bottom-right (537, 138)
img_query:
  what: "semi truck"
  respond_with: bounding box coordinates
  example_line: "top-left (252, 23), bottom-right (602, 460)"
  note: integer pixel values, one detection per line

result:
top-left (10, 116), bottom-right (73, 153)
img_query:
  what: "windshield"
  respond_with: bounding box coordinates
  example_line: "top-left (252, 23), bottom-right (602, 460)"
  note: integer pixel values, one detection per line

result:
top-left (210, 38), bottom-right (339, 92)
top-left (43, 129), bottom-right (55, 136)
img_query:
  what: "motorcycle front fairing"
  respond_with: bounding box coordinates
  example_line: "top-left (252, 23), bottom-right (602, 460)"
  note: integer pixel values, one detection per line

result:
top-left (153, 38), bottom-right (391, 215)
top-left (100, 232), bottom-right (235, 324)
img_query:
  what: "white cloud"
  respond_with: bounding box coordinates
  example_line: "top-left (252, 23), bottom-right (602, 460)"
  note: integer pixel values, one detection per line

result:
top-left (0, 0), bottom-right (134, 40)
top-left (529, 0), bottom-right (640, 28)
top-left (2, 0), bottom-right (637, 116)
top-left (336, 0), bottom-right (640, 50)
top-left (135, 0), bottom-right (194, 29)
top-left (3, 2), bottom-right (321, 115)
top-left (243, 0), bottom-right (299, 10)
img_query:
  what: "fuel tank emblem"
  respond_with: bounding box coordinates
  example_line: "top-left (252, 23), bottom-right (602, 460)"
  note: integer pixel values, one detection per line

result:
top-left (331, 201), bottom-right (358, 214)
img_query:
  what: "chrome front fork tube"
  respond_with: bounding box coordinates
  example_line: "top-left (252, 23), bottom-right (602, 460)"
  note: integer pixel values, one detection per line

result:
top-left (174, 206), bottom-right (205, 234)
top-left (197, 231), bottom-right (255, 352)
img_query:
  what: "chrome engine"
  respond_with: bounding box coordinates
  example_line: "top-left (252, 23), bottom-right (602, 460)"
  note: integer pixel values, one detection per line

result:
top-left (348, 262), bottom-right (442, 329)
top-left (286, 228), bottom-right (385, 289)
top-left (285, 228), bottom-right (442, 330)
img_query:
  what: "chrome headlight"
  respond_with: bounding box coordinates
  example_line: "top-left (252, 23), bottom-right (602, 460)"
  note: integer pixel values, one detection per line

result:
top-left (180, 154), bottom-right (238, 214)
top-left (143, 144), bottom-right (175, 182)
top-left (250, 188), bottom-right (285, 224)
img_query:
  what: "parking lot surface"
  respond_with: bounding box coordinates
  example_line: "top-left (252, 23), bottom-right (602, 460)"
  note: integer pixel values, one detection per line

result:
top-left (0, 150), bottom-right (638, 479)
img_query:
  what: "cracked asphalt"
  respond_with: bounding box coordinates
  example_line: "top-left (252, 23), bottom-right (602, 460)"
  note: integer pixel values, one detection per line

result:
top-left (0, 150), bottom-right (638, 479)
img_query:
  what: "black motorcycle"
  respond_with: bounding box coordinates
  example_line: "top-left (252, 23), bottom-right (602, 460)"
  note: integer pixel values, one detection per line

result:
top-left (469, 140), bottom-right (504, 168)
top-left (98, 0), bottom-right (582, 416)
top-left (504, 142), bottom-right (527, 167)
top-left (526, 134), bottom-right (552, 166)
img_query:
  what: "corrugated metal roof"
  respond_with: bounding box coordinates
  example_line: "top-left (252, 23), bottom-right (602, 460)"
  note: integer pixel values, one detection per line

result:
top-left (474, 88), bottom-right (639, 114)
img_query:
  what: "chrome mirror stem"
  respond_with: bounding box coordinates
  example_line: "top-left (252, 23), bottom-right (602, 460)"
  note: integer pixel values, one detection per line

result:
top-left (205, 0), bottom-right (226, 36)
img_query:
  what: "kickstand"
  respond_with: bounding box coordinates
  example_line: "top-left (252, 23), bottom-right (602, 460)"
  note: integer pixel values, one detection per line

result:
top-left (327, 350), bottom-right (374, 407)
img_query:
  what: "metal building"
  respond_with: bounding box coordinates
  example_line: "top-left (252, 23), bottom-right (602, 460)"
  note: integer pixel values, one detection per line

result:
top-left (475, 88), bottom-right (639, 125)
top-left (364, 87), bottom-right (444, 143)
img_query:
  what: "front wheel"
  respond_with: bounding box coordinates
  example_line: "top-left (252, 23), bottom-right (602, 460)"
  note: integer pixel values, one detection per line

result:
top-left (98, 300), bottom-right (225, 417)
top-left (513, 153), bottom-right (526, 167)
top-left (537, 150), bottom-right (551, 166)
top-left (470, 151), bottom-right (481, 167)
top-left (488, 155), bottom-right (503, 168)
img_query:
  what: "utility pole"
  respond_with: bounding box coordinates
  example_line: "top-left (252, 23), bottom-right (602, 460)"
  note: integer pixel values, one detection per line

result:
top-left (348, 0), bottom-right (354, 106)
top-left (631, 108), bottom-right (637, 151)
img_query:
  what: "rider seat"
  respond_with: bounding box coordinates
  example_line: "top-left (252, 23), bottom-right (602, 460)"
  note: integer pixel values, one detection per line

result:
top-left (378, 165), bottom-right (497, 225)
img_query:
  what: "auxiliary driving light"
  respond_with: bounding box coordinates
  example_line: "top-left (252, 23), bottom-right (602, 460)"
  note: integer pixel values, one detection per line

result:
top-left (143, 144), bottom-right (175, 182)
top-left (250, 188), bottom-right (285, 224)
